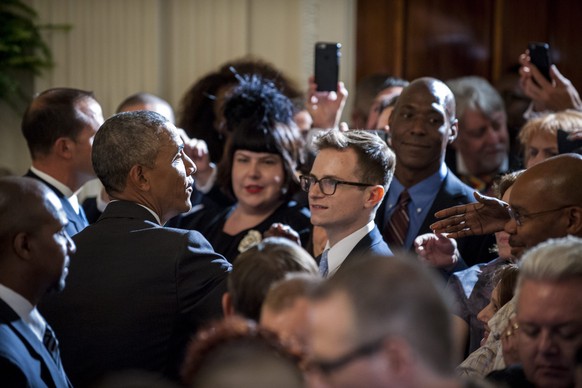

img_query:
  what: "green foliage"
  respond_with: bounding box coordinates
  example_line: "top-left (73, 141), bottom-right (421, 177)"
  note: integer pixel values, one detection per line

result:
top-left (0, 0), bottom-right (70, 108)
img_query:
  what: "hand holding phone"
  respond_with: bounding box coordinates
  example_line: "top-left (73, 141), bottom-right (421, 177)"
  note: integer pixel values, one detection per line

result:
top-left (314, 42), bottom-right (341, 92)
top-left (557, 129), bottom-right (582, 155)
top-left (528, 42), bottom-right (552, 82)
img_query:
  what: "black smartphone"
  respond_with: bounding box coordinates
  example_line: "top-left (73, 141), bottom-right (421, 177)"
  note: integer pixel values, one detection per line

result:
top-left (314, 42), bottom-right (341, 92)
top-left (528, 42), bottom-right (552, 82)
top-left (557, 129), bottom-right (582, 155)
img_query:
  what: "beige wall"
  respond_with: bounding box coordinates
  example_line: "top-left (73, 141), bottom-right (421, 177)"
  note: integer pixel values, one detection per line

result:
top-left (0, 0), bottom-right (355, 176)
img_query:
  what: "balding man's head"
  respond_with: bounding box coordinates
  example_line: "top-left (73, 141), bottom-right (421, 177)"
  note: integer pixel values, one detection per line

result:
top-left (505, 154), bottom-right (582, 257)
top-left (0, 177), bottom-right (75, 303)
top-left (519, 153), bottom-right (582, 206)
top-left (389, 77), bottom-right (458, 184)
top-left (398, 77), bottom-right (457, 122)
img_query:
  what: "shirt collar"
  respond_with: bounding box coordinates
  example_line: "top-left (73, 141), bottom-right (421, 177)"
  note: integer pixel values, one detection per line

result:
top-left (30, 166), bottom-right (82, 214)
top-left (388, 163), bottom-right (447, 211)
top-left (0, 283), bottom-right (45, 341)
top-left (135, 203), bottom-right (162, 225)
top-left (326, 220), bottom-right (375, 276)
top-left (30, 166), bottom-right (74, 197)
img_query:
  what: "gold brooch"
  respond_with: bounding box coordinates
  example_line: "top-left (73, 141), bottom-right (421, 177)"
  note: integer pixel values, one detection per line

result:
top-left (238, 230), bottom-right (262, 253)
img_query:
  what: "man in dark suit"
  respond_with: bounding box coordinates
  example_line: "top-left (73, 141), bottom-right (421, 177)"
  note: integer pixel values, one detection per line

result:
top-left (376, 77), bottom-right (495, 268)
top-left (0, 177), bottom-right (76, 387)
top-left (309, 255), bottom-right (462, 388)
top-left (300, 129), bottom-right (395, 278)
top-left (40, 111), bottom-right (232, 385)
top-left (21, 87), bottom-right (105, 236)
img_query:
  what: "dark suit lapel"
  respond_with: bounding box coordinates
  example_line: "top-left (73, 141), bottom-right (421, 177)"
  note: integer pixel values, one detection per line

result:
top-left (419, 172), bottom-right (471, 235)
top-left (339, 227), bottom-right (385, 271)
top-left (0, 299), bottom-right (70, 387)
top-left (25, 170), bottom-right (88, 235)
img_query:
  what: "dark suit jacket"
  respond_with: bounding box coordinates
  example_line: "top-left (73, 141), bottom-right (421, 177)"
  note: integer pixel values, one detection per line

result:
top-left (376, 171), bottom-right (496, 267)
top-left (25, 170), bottom-right (88, 236)
top-left (40, 200), bottom-right (232, 386)
top-left (333, 225), bottom-right (393, 276)
top-left (0, 299), bottom-right (71, 388)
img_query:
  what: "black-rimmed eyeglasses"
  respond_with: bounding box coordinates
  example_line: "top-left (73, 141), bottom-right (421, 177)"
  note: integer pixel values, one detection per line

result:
top-left (507, 205), bottom-right (573, 226)
top-left (299, 175), bottom-right (373, 196)
top-left (308, 337), bottom-right (385, 376)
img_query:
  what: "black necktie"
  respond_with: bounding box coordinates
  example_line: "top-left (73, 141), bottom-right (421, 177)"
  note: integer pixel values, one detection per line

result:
top-left (43, 324), bottom-right (62, 368)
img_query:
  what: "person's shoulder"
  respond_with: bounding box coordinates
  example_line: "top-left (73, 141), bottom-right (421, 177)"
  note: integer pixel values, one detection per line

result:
top-left (0, 355), bottom-right (30, 387)
top-left (275, 201), bottom-right (311, 224)
top-left (176, 203), bottom-right (230, 231)
top-left (356, 226), bottom-right (392, 256)
top-left (441, 170), bottom-right (477, 202)
top-left (0, 324), bottom-right (32, 366)
top-left (163, 226), bottom-right (232, 270)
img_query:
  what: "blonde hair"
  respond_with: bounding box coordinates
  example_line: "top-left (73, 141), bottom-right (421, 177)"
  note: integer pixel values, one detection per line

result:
top-left (518, 109), bottom-right (582, 147)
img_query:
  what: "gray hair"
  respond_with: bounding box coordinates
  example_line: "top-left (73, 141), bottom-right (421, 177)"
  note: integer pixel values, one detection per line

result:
top-left (446, 76), bottom-right (505, 120)
top-left (516, 236), bottom-right (582, 299)
top-left (92, 111), bottom-right (169, 194)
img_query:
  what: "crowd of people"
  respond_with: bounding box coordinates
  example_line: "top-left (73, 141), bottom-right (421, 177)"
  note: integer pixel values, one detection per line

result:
top-left (1, 47), bottom-right (582, 388)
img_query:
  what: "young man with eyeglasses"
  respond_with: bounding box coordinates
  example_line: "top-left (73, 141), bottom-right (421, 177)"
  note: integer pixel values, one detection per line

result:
top-left (300, 129), bottom-right (395, 277)
top-left (307, 254), bottom-right (465, 388)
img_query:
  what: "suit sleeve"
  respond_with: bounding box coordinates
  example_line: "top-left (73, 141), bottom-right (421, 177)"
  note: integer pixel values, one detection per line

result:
top-left (175, 230), bottom-right (232, 328)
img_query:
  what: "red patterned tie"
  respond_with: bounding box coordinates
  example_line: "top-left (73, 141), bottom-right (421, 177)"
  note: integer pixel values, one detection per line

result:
top-left (384, 190), bottom-right (411, 247)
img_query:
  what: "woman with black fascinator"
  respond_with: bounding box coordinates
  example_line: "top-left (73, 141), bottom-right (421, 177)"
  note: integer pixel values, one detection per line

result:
top-left (180, 75), bottom-right (312, 262)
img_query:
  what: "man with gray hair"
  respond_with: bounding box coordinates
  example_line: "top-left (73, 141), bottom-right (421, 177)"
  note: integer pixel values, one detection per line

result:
top-left (40, 111), bottom-right (231, 385)
top-left (487, 236), bottom-right (582, 388)
top-left (446, 76), bottom-right (511, 195)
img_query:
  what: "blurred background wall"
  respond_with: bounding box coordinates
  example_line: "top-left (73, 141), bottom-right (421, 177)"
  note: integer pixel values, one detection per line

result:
top-left (1, 0), bottom-right (356, 175)
top-left (2, 0), bottom-right (580, 176)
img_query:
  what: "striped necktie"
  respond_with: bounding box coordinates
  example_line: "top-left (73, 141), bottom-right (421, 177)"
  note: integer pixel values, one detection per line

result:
top-left (384, 189), bottom-right (411, 247)
top-left (43, 324), bottom-right (63, 368)
top-left (319, 249), bottom-right (329, 277)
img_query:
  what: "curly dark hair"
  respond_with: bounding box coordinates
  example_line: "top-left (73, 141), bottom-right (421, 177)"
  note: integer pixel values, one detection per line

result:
top-left (178, 57), bottom-right (304, 164)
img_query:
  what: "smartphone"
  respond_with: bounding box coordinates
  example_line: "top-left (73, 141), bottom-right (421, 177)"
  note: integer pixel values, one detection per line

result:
top-left (528, 42), bottom-right (552, 82)
top-left (557, 129), bottom-right (582, 155)
top-left (314, 42), bottom-right (341, 92)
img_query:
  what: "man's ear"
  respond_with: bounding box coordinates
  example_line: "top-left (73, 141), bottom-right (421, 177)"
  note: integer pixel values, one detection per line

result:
top-left (12, 232), bottom-right (33, 261)
top-left (128, 165), bottom-right (149, 191)
top-left (54, 137), bottom-right (74, 160)
top-left (448, 119), bottom-right (458, 144)
top-left (566, 206), bottom-right (582, 235)
top-left (222, 292), bottom-right (235, 317)
top-left (382, 337), bottom-right (414, 378)
top-left (365, 185), bottom-right (385, 209)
